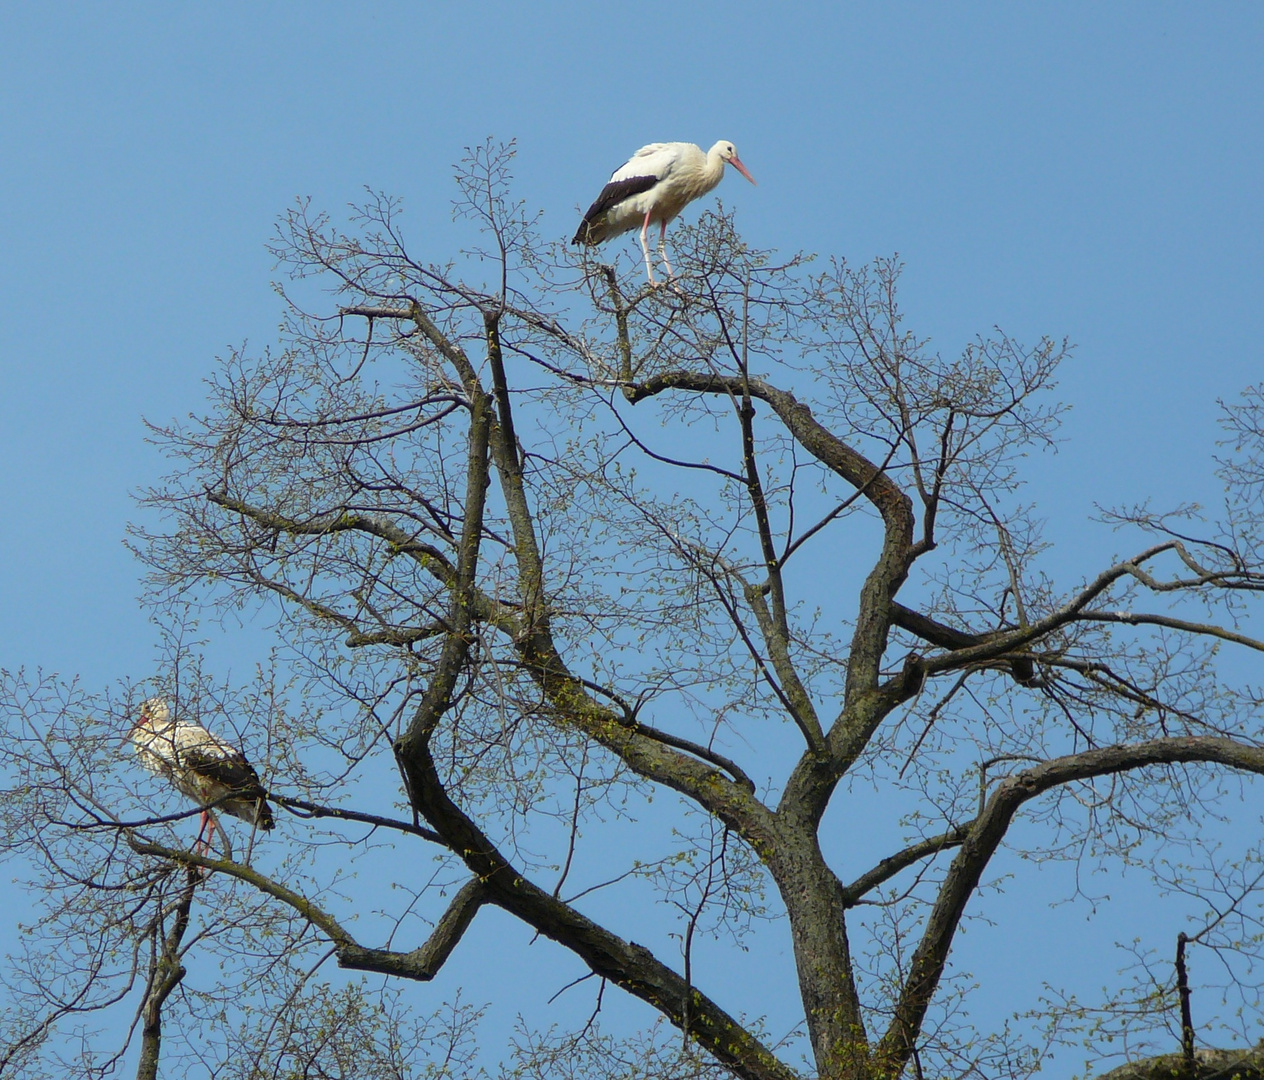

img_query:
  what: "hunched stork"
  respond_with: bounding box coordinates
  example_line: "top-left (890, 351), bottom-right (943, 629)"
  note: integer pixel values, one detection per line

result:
top-left (129, 697), bottom-right (274, 857)
top-left (573, 140), bottom-right (756, 284)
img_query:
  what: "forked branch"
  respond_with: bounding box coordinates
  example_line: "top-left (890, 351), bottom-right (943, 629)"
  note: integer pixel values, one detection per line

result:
top-left (878, 737), bottom-right (1264, 1074)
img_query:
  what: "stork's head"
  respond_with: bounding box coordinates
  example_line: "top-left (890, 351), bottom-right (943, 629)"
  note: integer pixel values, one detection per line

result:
top-left (712, 141), bottom-right (757, 186)
top-left (133, 697), bottom-right (172, 731)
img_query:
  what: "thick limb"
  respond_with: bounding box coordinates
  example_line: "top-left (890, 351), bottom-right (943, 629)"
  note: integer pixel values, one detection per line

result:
top-left (638, 210), bottom-right (656, 284)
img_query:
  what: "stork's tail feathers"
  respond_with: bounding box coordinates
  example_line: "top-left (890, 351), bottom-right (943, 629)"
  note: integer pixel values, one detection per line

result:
top-left (233, 788), bottom-right (275, 830)
top-left (253, 797), bottom-right (275, 830)
top-left (572, 218), bottom-right (602, 245)
top-left (223, 785), bottom-right (275, 830)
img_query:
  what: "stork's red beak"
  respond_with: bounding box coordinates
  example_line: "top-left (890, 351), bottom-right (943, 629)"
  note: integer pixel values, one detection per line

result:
top-left (728, 155), bottom-right (757, 186)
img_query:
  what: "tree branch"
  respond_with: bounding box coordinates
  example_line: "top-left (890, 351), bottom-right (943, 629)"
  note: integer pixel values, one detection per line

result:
top-left (128, 837), bottom-right (488, 985)
top-left (337, 878), bottom-right (488, 980)
top-left (839, 826), bottom-right (971, 906)
top-left (135, 868), bottom-right (197, 1080)
top-left (272, 795), bottom-right (445, 844)
top-left (877, 736), bottom-right (1264, 1075)
top-left (128, 837), bottom-right (357, 949)
top-left (1078, 610), bottom-right (1264, 654)
top-left (396, 737), bottom-right (799, 1080)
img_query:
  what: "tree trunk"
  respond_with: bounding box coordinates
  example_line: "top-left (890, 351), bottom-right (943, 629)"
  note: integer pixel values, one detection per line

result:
top-left (770, 824), bottom-right (871, 1079)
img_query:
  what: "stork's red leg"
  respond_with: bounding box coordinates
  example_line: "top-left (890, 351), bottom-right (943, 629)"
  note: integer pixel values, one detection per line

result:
top-left (193, 810), bottom-right (211, 854)
top-left (639, 211), bottom-right (656, 284)
top-left (207, 811), bottom-right (233, 861)
top-left (658, 220), bottom-right (674, 279)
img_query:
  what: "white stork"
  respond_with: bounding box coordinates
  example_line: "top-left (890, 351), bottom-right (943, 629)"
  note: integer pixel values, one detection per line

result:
top-left (572, 140), bottom-right (756, 284)
top-left (129, 697), bottom-right (274, 857)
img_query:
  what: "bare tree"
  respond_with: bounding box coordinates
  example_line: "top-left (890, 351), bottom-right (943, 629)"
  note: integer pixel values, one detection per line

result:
top-left (3, 142), bottom-right (1264, 1080)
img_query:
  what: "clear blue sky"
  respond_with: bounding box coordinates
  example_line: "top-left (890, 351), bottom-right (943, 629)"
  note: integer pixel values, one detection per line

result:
top-left (1, 2), bottom-right (1261, 1073)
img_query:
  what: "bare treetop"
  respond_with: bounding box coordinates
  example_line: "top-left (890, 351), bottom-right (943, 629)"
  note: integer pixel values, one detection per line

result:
top-left (3, 142), bottom-right (1264, 1080)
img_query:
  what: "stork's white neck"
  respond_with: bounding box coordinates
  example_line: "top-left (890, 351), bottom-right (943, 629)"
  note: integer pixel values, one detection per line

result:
top-left (705, 146), bottom-right (727, 183)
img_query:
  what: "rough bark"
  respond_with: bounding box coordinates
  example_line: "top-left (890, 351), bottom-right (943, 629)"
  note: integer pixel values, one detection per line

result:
top-left (1097, 1047), bottom-right (1264, 1080)
top-left (135, 869), bottom-right (197, 1080)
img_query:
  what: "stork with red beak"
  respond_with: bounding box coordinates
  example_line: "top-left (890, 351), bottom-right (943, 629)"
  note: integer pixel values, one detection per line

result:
top-left (129, 697), bottom-right (274, 858)
top-left (573, 140), bottom-right (757, 284)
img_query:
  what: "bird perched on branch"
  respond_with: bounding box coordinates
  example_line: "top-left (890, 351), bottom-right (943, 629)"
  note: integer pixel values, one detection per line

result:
top-left (129, 697), bottom-right (274, 857)
top-left (573, 140), bottom-right (756, 284)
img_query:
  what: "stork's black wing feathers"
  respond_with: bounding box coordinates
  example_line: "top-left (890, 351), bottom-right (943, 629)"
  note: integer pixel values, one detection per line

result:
top-left (181, 745), bottom-right (267, 797)
top-left (572, 174), bottom-right (659, 243)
